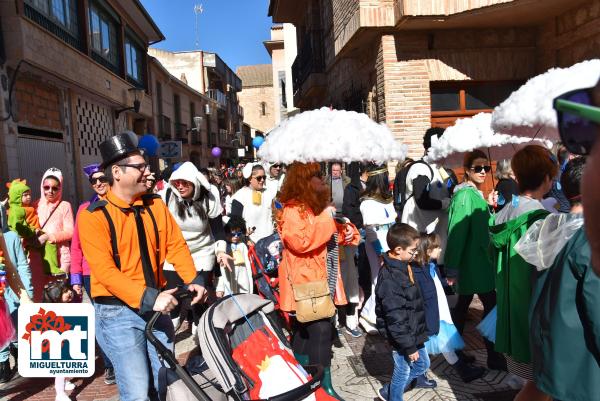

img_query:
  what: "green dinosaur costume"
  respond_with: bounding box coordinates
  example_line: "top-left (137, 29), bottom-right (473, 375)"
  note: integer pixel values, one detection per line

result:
top-left (7, 179), bottom-right (60, 275)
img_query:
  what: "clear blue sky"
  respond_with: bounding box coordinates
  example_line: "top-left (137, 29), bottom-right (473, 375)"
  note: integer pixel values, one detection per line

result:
top-left (140, 0), bottom-right (273, 72)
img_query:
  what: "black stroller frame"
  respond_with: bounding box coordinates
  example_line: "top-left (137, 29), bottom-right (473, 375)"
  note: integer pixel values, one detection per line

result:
top-left (146, 290), bottom-right (324, 401)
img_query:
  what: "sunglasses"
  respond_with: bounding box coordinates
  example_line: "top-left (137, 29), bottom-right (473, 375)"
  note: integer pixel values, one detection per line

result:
top-left (43, 185), bottom-right (60, 192)
top-left (172, 179), bottom-right (193, 187)
top-left (89, 176), bottom-right (109, 185)
top-left (271, 164), bottom-right (282, 168)
top-left (230, 231), bottom-right (244, 237)
top-left (118, 163), bottom-right (149, 173)
top-left (470, 165), bottom-right (491, 174)
top-left (554, 84), bottom-right (600, 155)
top-left (253, 175), bottom-right (266, 182)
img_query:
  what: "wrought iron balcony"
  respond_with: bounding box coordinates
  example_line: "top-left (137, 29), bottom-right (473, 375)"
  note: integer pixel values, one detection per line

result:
top-left (207, 89), bottom-right (227, 108)
top-left (292, 30), bottom-right (325, 96)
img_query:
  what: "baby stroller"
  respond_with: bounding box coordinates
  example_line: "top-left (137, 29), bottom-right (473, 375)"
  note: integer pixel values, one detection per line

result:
top-left (149, 291), bottom-right (324, 401)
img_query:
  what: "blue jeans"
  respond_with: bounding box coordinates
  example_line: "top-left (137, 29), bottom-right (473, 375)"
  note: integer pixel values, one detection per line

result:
top-left (84, 276), bottom-right (113, 370)
top-left (382, 348), bottom-right (430, 401)
top-left (94, 303), bottom-right (174, 401)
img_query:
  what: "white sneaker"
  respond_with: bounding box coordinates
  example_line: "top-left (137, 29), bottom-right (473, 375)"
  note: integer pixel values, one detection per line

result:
top-left (359, 317), bottom-right (378, 335)
top-left (505, 373), bottom-right (526, 390)
top-left (64, 380), bottom-right (76, 391)
top-left (55, 393), bottom-right (71, 401)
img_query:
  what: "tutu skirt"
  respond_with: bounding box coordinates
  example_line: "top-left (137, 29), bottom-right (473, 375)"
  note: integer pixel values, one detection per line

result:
top-left (476, 305), bottom-right (497, 343)
top-left (424, 320), bottom-right (465, 355)
top-left (0, 297), bottom-right (15, 349)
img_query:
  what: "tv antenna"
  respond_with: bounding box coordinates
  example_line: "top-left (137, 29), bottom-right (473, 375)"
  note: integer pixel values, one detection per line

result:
top-left (194, 3), bottom-right (204, 49)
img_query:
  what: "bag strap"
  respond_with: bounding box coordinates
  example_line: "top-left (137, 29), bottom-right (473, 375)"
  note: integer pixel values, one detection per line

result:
top-left (40, 203), bottom-right (60, 230)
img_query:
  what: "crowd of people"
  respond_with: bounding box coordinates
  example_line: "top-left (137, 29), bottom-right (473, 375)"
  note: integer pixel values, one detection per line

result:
top-left (0, 82), bottom-right (599, 401)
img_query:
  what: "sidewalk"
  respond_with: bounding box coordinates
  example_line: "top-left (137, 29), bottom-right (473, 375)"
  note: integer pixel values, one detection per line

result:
top-left (1, 301), bottom-right (517, 401)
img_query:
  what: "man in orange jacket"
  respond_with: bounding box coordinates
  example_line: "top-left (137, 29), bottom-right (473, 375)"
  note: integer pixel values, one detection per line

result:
top-left (78, 133), bottom-right (206, 401)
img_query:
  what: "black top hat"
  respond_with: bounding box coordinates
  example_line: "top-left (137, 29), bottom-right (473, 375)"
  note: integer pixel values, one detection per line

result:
top-left (99, 132), bottom-right (140, 168)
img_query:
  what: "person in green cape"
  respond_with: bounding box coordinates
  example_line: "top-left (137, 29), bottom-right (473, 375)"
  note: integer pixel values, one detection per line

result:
top-left (489, 144), bottom-right (557, 401)
top-left (445, 150), bottom-right (504, 376)
top-left (516, 157), bottom-right (600, 401)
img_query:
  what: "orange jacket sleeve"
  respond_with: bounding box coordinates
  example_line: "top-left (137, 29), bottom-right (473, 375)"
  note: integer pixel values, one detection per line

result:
top-left (279, 206), bottom-right (336, 254)
top-left (78, 209), bottom-right (148, 309)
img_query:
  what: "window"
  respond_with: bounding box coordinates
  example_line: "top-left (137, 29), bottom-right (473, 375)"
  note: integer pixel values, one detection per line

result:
top-left (430, 81), bottom-right (523, 114)
top-left (190, 102), bottom-right (196, 127)
top-left (89, 1), bottom-right (119, 72)
top-left (260, 102), bottom-right (266, 116)
top-left (173, 95), bottom-right (181, 124)
top-left (156, 81), bottom-right (163, 115)
top-left (125, 37), bottom-right (144, 85)
top-left (24, 0), bottom-right (80, 49)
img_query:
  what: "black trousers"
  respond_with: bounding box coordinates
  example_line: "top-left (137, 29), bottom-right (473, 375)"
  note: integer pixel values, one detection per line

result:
top-left (163, 270), bottom-right (210, 324)
top-left (291, 318), bottom-right (333, 368)
top-left (452, 291), bottom-right (496, 335)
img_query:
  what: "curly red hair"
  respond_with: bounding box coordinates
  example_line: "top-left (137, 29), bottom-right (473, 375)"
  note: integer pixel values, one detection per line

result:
top-left (278, 162), bottom-right (329, 215)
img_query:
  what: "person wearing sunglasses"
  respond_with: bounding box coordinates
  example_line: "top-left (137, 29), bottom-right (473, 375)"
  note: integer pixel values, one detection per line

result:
top-left (445, 150), bottom-right (502, 379)
top-left (161, 161), bottom-right (228, 334)
top-left (230, 163), bottom-right (276, 243)
top-left (264, 162), bottom-right (285, 199)
top-left (77, 133), bottom-right (207, 401)
top-left (69, 163), bottom-right (115, 385)
top-left (489, 145), bottom-right (558, 401)
top-left (554, 83), bottom-right (600, 278)
top-left (28, 167), bottom-right (74, 302)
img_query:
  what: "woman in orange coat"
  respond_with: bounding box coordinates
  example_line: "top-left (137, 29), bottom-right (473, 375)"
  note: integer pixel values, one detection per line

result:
top-left (277, 162), bottom-right (359, 400)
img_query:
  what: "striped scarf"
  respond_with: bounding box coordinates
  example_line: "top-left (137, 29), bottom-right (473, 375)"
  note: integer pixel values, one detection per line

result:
top-left (325, 233), bottom-right (338, 299)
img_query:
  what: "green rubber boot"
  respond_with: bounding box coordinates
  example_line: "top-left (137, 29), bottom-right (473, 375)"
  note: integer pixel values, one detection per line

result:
top-left (294, 353), bottom-right (309, 366)
top-left (322, 367), bottom-right (344, 400)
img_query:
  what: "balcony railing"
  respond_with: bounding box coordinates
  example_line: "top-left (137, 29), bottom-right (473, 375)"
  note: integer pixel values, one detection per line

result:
top-left (292, 30), bottom-right (325, 95)
top-left (174, 122), bottom-right (188, 143)
top-left (207, 89), bottom-right (227, 108)
top-left (158, 115), bottom-right (171, 140)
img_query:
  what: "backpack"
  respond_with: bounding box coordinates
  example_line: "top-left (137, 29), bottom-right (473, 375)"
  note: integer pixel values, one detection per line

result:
top-left (393, 160), bottom-right (434, 221)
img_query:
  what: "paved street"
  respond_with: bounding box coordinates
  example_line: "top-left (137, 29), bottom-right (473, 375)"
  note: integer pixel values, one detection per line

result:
top-left (0, 300), bottom-right (516, 401)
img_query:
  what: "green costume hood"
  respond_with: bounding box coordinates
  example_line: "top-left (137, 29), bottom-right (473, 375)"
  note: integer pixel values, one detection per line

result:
top-left (7, 179), bottom-right (33, 237)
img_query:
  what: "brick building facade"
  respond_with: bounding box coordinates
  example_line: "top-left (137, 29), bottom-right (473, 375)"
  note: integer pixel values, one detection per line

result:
top-left (0, 0), bottom-right (162, 204)
top-left (269, 0), bottom-right (600, 158)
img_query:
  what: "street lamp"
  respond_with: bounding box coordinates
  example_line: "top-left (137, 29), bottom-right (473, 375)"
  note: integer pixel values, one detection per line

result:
top-left (115, 87), bottom-right (145, 119)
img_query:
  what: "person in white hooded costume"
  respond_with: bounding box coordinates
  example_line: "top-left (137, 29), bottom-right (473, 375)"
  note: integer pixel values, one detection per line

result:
top-left (160, 162), bottom-right (229, 330)
top-left (230, 163), bottom-right (275, 243)
top-left (400, 128), bottom-right (452, 263)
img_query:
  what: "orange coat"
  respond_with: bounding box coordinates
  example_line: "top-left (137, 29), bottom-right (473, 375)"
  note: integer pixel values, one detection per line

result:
top-left (277, 202), bottom-right (360, 312)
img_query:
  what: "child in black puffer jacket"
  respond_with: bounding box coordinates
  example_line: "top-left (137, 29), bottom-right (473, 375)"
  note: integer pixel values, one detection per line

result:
top-left (375, 223), bottom-right (430, 401)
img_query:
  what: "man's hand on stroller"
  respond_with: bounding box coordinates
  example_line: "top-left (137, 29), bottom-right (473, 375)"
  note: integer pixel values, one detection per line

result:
top-left (188, 283), bottom-right (207, 305)
top-left (153, 288), bottom-right (180, 313)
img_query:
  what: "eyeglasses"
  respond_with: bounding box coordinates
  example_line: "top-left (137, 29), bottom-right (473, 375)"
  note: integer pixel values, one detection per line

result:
top-left (172, 179), bottom-right (193, 188)
top-left (253, 175), bottom-right (266, 182)
top-left (89, 176), bottom-right (109, 185)
top-left (553, 83), bottom-right (600, 155)
top-left (470, 165), bottom-right (491, 174)
top-left (43, 185), bottom-right (60, 192)
top-left (118, 163), bottom-right (149, 173)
